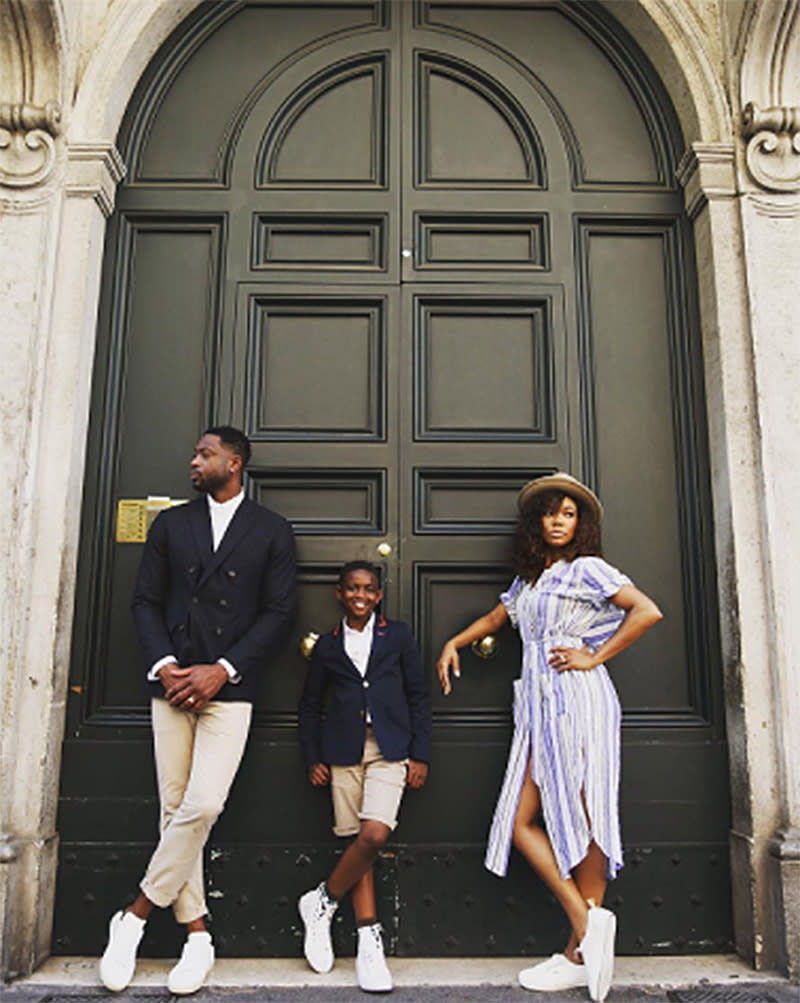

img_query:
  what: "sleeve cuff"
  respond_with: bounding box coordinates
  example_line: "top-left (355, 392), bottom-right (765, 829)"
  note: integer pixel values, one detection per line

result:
top-left (148, 655), bottom-right (177, 682)
top-left (218, 658), bottom-right (241, 684)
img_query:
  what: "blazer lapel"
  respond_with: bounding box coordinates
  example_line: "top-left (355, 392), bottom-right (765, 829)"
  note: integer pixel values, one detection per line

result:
top-left (365, 615), bottom-right (389, 677)
top-left (197, 497), bottom-right (258, 588)
top-left (334, 624), bottom-right (362, 678)
top-left (186, 498), bottom-right (213, 564)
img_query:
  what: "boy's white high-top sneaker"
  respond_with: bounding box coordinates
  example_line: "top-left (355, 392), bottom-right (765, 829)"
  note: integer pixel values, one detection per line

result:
top-left (298, 882), bottom-right (338, 973)
top-left (356, 922), bottom-right (393, 992)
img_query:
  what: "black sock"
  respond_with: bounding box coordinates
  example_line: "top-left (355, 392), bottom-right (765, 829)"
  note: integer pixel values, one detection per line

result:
top-left (322, 882), bottom-right (339, 906)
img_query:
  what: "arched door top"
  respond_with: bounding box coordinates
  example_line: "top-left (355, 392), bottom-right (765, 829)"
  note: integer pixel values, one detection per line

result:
top-left (116, 1), bottom-right (683, 191)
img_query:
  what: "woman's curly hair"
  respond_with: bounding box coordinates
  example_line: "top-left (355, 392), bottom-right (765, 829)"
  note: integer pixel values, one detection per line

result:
top-left (511, 488), bottom-right (602, 584)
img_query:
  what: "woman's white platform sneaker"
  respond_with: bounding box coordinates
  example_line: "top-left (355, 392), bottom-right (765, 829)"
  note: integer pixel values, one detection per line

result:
top-left (579, 905), bottom-right (616, 1002)
top-left (518, 953), bottom-right (588, 991)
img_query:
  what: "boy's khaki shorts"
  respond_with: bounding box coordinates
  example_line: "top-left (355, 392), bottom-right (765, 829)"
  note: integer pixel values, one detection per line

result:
top-left (330, 727), bottom-right (407, 837)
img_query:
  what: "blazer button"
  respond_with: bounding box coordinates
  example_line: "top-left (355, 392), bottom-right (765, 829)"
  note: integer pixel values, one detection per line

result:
top-left (187, 566), bottom-right (196, 574)
top-left (191, 596), bottom-right (199, 604)
top-left (227, 570), bottom-right (237, 578)
top-left (362, 680), bottom-right (369, 689)
top-left (215, 626), bottom-right (223, 636)
top-left (219, 598), bottom-right (228, 607)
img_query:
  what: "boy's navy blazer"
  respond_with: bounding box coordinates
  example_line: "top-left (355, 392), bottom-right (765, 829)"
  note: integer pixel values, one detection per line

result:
top-left (298, 617), bottom-right (432, 767)
top-left (132, 495), bottom-right (296, 704)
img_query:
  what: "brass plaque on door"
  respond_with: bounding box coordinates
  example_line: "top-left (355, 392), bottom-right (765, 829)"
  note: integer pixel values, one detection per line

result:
top-left (115, 498), bottom-right (187, 543)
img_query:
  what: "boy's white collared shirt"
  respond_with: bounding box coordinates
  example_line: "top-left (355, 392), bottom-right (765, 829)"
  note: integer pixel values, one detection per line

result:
top-left (343, 613), bottom-right (375, 725)
top-left (342, 612), bottom-right (375, 677)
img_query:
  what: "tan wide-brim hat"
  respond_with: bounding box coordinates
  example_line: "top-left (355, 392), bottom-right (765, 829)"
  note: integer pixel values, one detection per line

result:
top-left (517, 471), bottom-right (603, 521)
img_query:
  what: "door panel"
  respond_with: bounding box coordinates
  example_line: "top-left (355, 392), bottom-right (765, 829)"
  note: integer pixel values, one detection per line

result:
top-left (57, 1), bottom-right (731, 959)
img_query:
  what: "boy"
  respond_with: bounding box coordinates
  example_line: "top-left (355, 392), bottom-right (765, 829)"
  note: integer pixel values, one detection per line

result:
top-left (297, 561), bottom-right (431, 992)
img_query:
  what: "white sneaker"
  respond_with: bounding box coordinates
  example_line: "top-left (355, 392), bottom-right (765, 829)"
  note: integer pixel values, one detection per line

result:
top-left (518, 953), bottom-right (587, 991)
top-left (298, 882), bottom-right (338, 973)
top-left (98, 910), bottom-right (145, 992)
top-left (356, 923), bottom-right (392, 992)
top-left (167, 930), bottom-right (215, 995)
top-left (579, 905), bottom-right (616, 1002)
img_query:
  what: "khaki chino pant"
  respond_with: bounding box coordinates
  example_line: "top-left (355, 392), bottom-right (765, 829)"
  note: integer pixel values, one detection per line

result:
top-left (140, 697), bottom-right (252, 923)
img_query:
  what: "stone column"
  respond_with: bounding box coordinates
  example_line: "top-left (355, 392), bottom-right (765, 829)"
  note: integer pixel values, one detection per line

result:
top-left (739, 104), bottom-right (800, 982)
top-left (0, 136), bottom-right (123, 977)
top-left (677, 144), bottom-right (785, 973)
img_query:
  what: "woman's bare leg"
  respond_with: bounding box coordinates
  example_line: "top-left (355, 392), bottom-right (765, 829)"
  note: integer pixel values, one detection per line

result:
top-left (563, 841), bottom-right (607, 959)
top-left (511, 761), bottom-right (589, 961)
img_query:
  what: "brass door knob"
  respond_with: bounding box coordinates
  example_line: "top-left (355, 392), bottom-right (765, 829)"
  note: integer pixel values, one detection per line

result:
top-left (299, 631), bottom-right (320, 661)
top-left (376, 542), bottom-right (392, 557)
top-left (471, 635), bottom-right (498, 659)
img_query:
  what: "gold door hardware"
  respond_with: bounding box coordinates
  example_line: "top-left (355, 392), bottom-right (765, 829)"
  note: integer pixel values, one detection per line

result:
top-left (299, 632), bottom-right (320, 661)
top-left (471, 635), bottom-right (498, 659)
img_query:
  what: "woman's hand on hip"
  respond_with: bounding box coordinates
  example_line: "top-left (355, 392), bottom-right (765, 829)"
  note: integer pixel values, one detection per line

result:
top-left (548, 645), bottom-right (596, 672)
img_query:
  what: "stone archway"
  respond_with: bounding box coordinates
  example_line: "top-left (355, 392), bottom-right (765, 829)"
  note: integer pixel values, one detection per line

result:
top-left (1, 0), bottom-right (797, 979)
top-left (0, 0), bottom-right (67, 979)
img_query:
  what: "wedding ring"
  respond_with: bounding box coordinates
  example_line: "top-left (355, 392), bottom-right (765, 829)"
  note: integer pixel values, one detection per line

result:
top-left (188, 696), bottom-right (195, 705)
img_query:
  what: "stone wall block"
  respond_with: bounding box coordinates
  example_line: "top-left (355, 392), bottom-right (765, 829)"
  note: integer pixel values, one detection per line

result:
top-left (0, 136), bottom-right (122, 976)
top-left (0, 833), bottom-right (58, 978)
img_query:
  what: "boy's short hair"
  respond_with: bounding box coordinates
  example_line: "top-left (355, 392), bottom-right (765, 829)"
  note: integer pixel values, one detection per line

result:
top-left (337, 560), bottom-right (382, 587)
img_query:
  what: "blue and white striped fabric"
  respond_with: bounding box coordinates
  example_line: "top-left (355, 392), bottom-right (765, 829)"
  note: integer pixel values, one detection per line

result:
top-left (484, 556), bottom-right (631, 881)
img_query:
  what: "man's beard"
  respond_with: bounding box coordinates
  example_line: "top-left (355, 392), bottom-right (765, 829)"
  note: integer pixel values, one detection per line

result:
top-left (192, 472), bottom-right (227, 494)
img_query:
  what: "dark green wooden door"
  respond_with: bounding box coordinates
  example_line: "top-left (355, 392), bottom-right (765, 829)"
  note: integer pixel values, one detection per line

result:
top-left (57, 1), bottom-right (731, 958)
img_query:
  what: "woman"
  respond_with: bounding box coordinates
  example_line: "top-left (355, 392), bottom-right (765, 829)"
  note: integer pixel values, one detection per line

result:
top-left (437, 472), bottom-right (662, 1001)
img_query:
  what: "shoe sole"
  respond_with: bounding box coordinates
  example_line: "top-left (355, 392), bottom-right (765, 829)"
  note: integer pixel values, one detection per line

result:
top-left (518, 973), bottom-right (586, 991)
top-left (587, 913), bottom-right (616, 1002)
top-left (168, 966), bottom-right (213, 996)
top-left (298, 896), bottom-right (334, 974)
top-left (356, 969), bottom-right (393, 993)
top-left (97, 962), bottom-right (132, 994)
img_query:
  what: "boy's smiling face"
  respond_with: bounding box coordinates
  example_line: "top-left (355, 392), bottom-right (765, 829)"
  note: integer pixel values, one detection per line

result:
top-left (335, 568), bottom-right (383, 630)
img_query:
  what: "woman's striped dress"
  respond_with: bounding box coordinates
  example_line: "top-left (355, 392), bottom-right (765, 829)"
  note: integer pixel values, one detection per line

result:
top-left (484, 556), bottom-right (631, 881)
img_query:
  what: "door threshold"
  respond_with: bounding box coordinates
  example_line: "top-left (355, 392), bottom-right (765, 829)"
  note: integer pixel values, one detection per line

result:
top-left (13, 954), bottom-right (788, 990)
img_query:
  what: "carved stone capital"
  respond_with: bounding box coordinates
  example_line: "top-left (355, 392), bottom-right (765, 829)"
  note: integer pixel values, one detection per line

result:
top-left (675, 142), bottom-right (736, 220)
top-left (0, 100), bottom-right (61, 189)
top-left (743, 102), bottom-right (800, 193)
top-left (66, 142), bottom-right (126, 217)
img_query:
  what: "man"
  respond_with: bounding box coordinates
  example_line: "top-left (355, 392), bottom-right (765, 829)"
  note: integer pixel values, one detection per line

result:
top-left (99, 426), bottom-right (296, 994)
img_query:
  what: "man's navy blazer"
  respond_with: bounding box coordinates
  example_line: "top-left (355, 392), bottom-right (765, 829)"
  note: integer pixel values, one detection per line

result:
top-left (132, 495), bottom-right (296, 703)
top-left (298, 616), bottom-right (432, 767)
